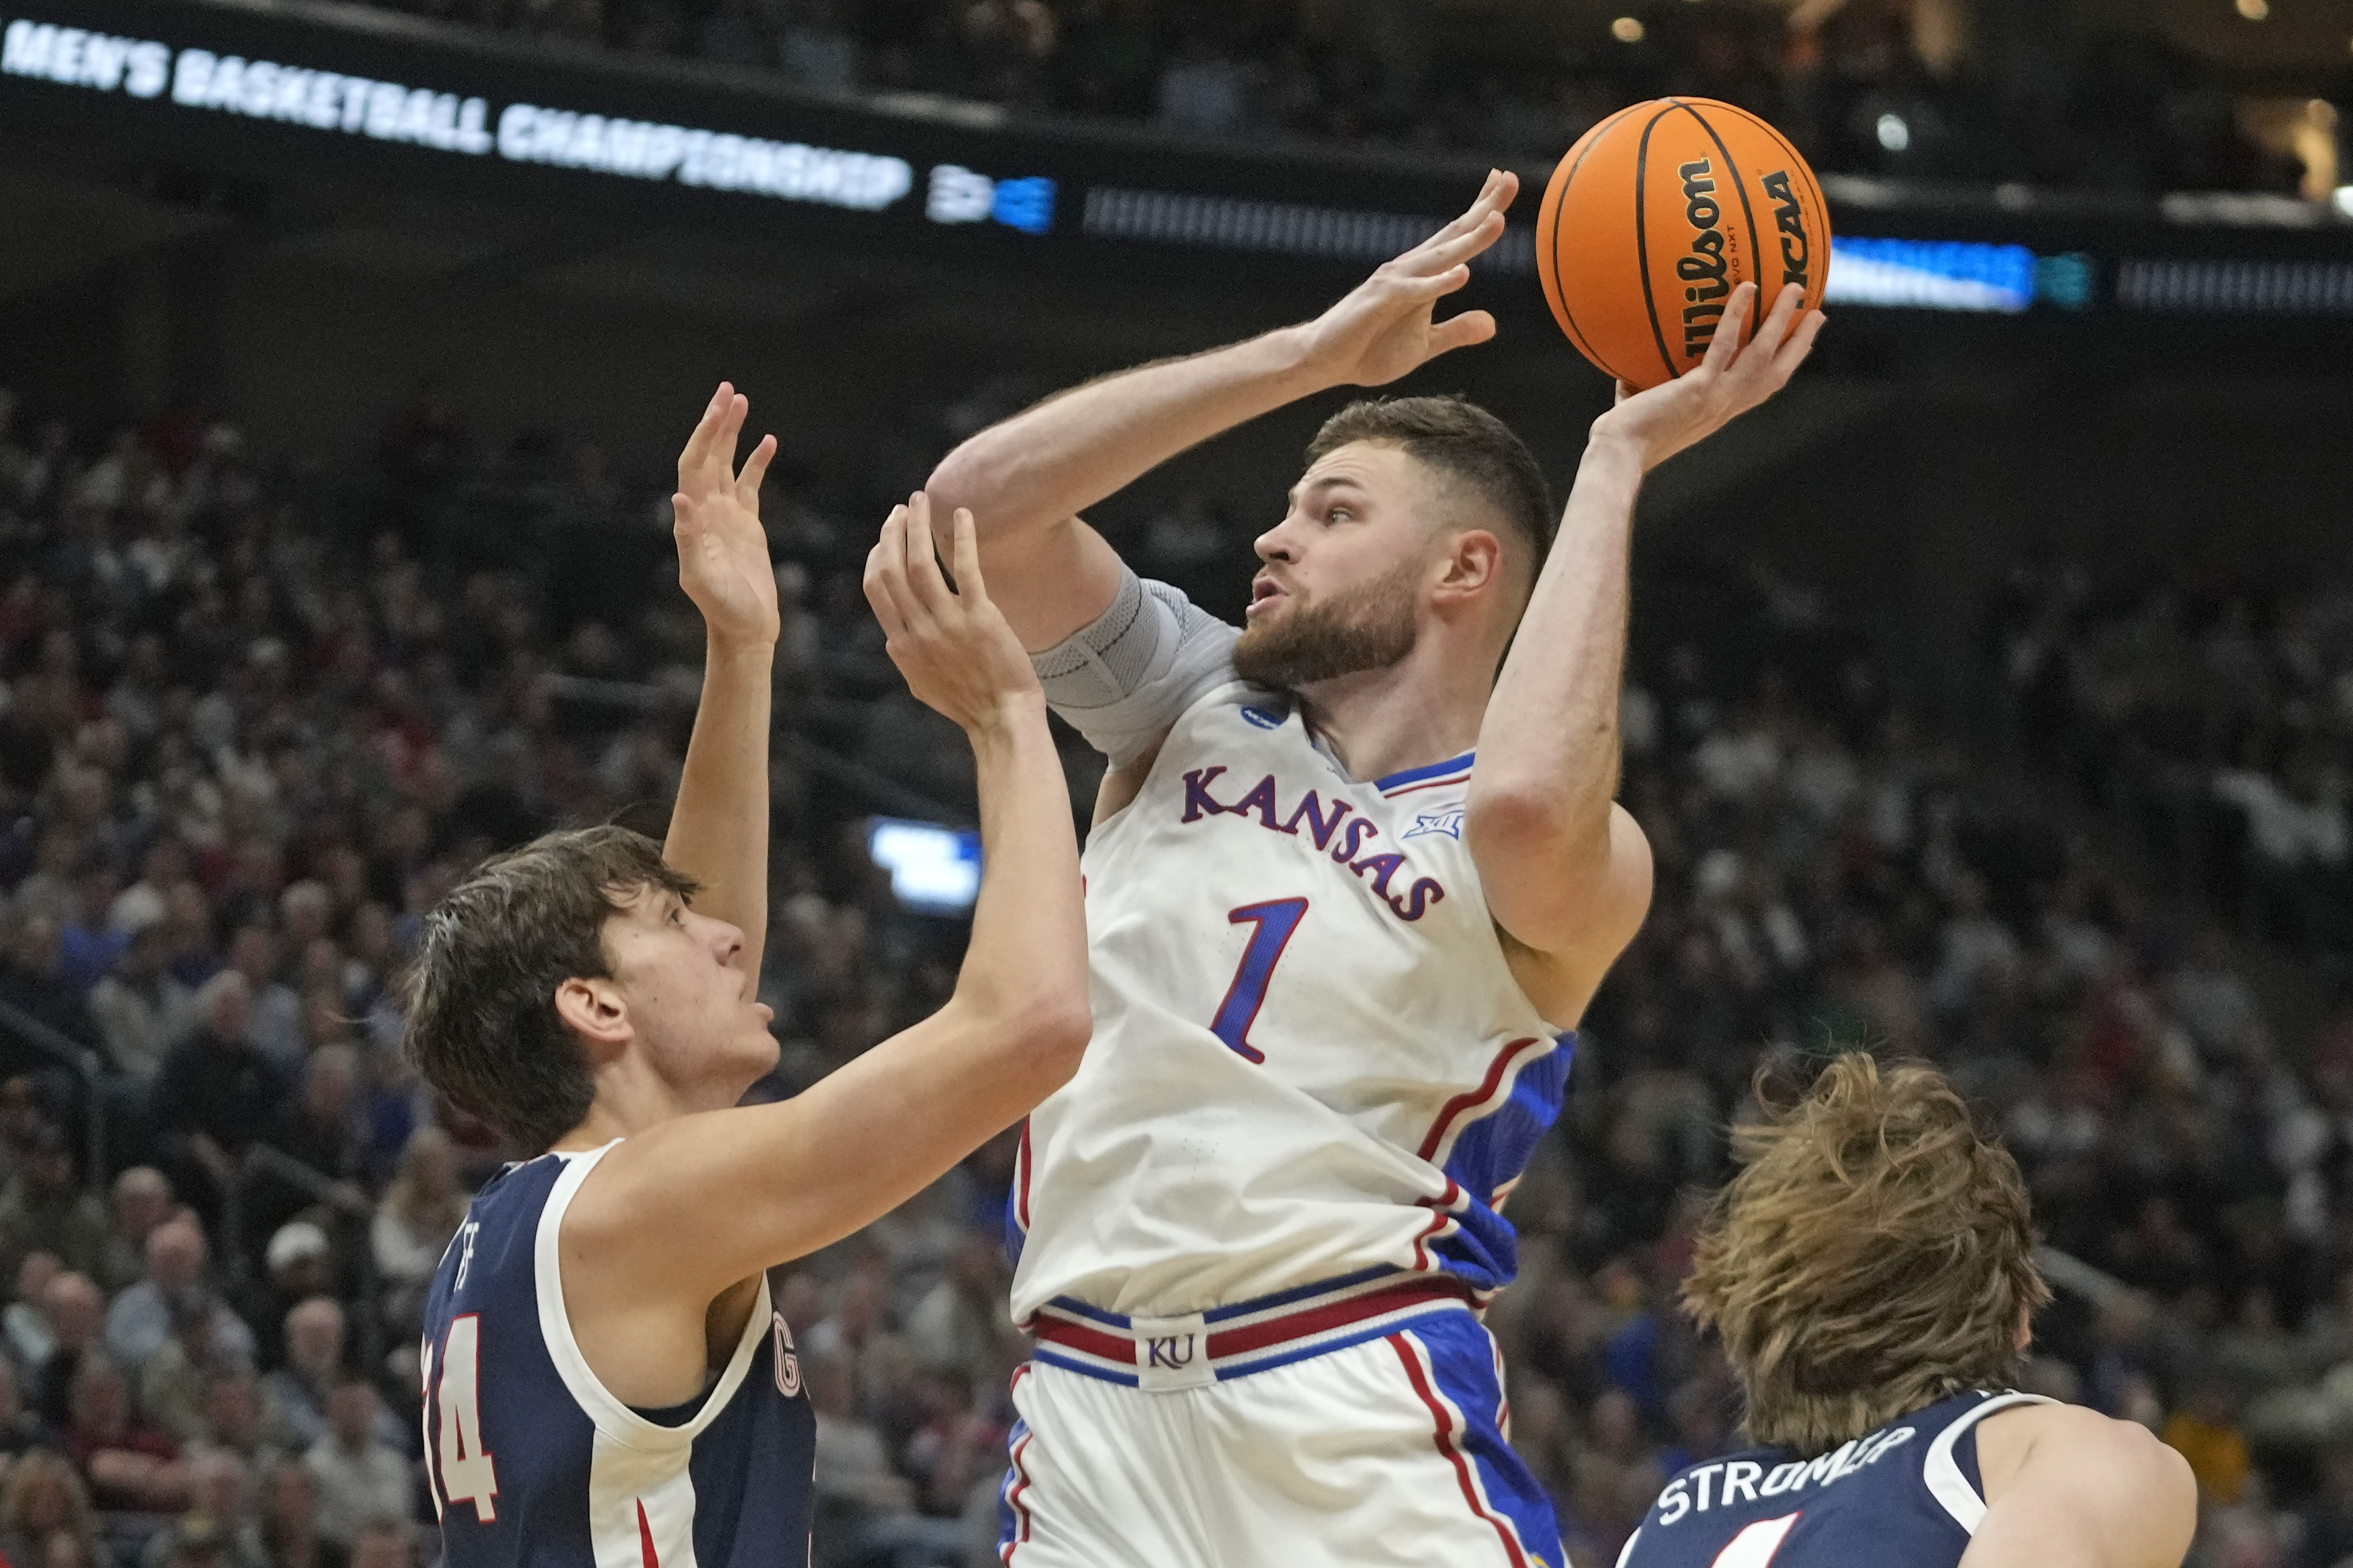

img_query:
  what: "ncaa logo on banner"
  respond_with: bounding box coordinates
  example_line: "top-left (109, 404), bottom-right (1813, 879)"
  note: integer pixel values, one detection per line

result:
top-left (771, 1314), bottom-right (802, 1398)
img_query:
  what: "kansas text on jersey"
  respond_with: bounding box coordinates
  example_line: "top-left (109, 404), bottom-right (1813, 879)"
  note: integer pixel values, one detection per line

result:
top-left (421, 1143), bottom-right (817, 1568)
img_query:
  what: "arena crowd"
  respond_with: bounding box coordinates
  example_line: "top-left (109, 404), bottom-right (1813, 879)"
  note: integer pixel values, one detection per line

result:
top-left (344, 0), bottom-right (2310, 199)
top-left (0, 378), bottom-right (2348, 1568)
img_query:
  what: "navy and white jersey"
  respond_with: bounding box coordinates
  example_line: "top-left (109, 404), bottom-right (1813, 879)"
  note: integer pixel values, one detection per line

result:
top-left (420, 1142), bottom-right (816, 1568)
top-left (1618, 1391), bottom-right (2050, 1568)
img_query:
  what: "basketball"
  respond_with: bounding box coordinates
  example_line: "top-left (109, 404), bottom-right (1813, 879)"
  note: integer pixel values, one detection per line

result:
top-left (1536, 98), bottom-right (1831, 391)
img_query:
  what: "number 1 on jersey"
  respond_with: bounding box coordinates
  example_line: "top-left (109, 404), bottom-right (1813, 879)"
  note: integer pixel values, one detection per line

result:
top-left (1710, 1513), bottom-right (1800, 1568)
top-left (1210, 898), bottom-right (1308, 1063)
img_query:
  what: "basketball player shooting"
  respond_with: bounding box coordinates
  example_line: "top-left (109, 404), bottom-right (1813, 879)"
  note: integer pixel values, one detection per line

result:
top-left (1617, 1054), bottom-right (2194, 1568)
top-left (408, 387), bottom-right (1090, 1568)
top-left (924, 171), bottom-right (1824, 1566)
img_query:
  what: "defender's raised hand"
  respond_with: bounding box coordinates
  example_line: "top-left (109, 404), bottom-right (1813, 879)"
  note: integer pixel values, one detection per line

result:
top-left (672, 382), bottom-right (780, 648)
top-left (1298, 169), bottom-right (1520, 387)
top-left (863, 492), bottom-right (1041, 732)
top-left (1589, 283), bottom-right (1826, 471)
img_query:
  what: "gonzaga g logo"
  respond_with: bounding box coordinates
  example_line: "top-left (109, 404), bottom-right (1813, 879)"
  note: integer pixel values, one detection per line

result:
top-left (771, 1314), bottom-right (802, 1397)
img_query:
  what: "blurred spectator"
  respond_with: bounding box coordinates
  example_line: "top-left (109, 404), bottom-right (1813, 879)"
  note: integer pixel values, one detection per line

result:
top-left (142, 1294), bottom-right (255, 1446)
top-left (59, 1356), bottom-right (185, 1513)
top-left (143, 1450), bottom-right (267, 1568)
top-left (221, 931), bottom-right (301, 1076)
top-left (778, 0), bottom-right (860, 93)
top-left (897, 1374), bottom-right (998, 1520)
top-left (808, 1355), bottom-right (924, 1564)
top-left (258, 1303), bottom-right (391, 1458)
top-left (101, 1170), bottom-right (178, 1296)
top-left (368, 1130), bottom-right (462, 1340)
top-left (91, 923), bottom-right (199, 1084)
top-left (0, 1449), bottom-right (105, 1568)
top-left (28, 1274), bottom-right (105, 1430)
top-left (344, 1519), bottom-right (409, 1568)
top-left (240, 1228), bottom-right (332, 1377)
top-left (256, 1460), bottom-right (342, 1568)
top-left (2292, 1443), bottom-right (2353, 1568)
top-left (148, 977), bottom-right (287, 1223)
top-left (299, 1383), bottom-right (406, 1551)
top-left (2163, 1375), bottom-right (2252, 1508)
top-left (0, 915), bottom-right (97, 1054)
top-left (902, 1236), bottom-right (1015, 1387)
top-left (0, 1125), bottom-right (110, 1287)
top-left (106, 1219), bottom-right (255, 1377)
top-left (0, 1358), bottom-right (52, 1471)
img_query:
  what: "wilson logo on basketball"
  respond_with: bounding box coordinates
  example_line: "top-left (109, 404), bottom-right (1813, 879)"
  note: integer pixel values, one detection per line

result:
top-left (1762, 170), bottom-right (1811, 291)
top-left (1676, 159), bottom-right (1731, 361)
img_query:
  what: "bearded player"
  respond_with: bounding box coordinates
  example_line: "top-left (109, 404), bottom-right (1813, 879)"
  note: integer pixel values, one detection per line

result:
top-left (926, 169), bottom-right (1825, 1566)
top-left (410, 387), bottom-right (1088, 1568)
top-left (1619, 1053), bottom-right (2193, 1568)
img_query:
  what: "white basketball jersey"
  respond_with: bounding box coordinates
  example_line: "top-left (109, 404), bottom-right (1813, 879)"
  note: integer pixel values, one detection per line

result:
top-left (1007, 679), bottom-right (1573, 1323)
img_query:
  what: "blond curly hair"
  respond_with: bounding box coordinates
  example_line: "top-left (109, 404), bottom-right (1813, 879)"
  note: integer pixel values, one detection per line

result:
top-left (1683, 1053), bottom-right (2051, 1455)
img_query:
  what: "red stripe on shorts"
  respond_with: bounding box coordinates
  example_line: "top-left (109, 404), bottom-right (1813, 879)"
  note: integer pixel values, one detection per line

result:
top-left (1386, 1332), bottom-right (1528, 1568)
top-left (999, 1432), bottom-right (1037, 1564)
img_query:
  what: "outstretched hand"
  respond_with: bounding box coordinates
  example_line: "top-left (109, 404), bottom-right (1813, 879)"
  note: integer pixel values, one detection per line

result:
top-left (1298, 169), bottom-right (1519, 387)
top-left (673, 382), bottom-right (781, 648)
top-left (1590, 283), bottom-right (1827, 471)
top-left (863, 493), bottom-right (1041, 734)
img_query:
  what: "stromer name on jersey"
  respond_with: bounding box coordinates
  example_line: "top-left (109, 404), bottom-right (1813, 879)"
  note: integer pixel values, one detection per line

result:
top-left (1653, 1423), bottom-right (1918, 1527)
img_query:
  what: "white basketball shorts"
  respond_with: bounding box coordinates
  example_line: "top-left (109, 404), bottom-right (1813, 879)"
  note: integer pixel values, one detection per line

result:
top-left (995, 1270), bottom-right (1565, 1568)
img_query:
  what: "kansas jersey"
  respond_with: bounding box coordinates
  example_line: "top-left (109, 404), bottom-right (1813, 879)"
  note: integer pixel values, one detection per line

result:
top-left (1618, 1392), bottom-right (2050, 1568)
top-left (1009, 667), bottom-right (1573, 1323)
top-left (420, 1142), bottom-right (816, 1568)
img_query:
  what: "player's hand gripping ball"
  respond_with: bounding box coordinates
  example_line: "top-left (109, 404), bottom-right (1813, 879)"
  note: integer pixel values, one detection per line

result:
top-left (1536, 98), bottom-right (1830, 391)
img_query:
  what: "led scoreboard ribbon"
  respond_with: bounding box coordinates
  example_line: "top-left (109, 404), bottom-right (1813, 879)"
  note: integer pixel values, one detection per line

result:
top-left (5, 0), bottom-right (2353, 316)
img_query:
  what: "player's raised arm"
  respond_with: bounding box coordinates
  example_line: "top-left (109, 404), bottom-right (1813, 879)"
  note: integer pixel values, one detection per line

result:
top-left (923, 170), bottom-right (1522, 650)
top-left (566, 494), bottom-right (1089, 1297)
top-left (1467, 282), bottom-right (1825, 1026)
top-left (661, 383), bottom-right (778, 982)
top-left (1961, 1404), bottom-right (2196, 1568)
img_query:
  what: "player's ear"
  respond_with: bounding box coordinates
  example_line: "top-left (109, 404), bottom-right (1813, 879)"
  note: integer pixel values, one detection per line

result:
top-left (553, 975), bottom-right (633, 1058)
top-left (1432, 527), bottom-right (1503, 605)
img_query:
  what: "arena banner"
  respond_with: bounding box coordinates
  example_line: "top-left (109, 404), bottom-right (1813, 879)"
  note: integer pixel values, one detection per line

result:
top-left (4, 0), bottom-right (2353, 313)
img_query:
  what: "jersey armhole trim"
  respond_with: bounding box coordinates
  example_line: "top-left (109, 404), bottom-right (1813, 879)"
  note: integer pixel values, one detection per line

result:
top-left (1087, 678), bottom-right (1269, 837)
top-left (534, 1141), bottom-right (773, 1454)
top-left (1922, 1391), bottom-right (2052, 1534)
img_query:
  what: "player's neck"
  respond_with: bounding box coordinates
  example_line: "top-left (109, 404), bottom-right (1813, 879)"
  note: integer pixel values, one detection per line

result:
top-left (1292, 639), bottom-right (1487, 784)
top-left (550, 1053), bottom-right (737, 1151)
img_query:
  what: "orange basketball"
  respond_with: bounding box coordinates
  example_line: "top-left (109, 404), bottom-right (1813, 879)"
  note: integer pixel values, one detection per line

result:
top-left (1536, 98), bottom-right (1830, 391)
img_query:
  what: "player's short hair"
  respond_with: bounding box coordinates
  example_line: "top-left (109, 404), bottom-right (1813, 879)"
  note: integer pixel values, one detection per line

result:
top-left (403, 826), bottom-right (695, 1157)
top-left (1683, 1053), bottom-right (2050, 1455)
top-left (1305, 396), bottom-right (1556, 599)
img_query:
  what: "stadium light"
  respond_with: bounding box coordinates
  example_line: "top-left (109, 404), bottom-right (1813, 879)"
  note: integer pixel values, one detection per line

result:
top-left (1610, 17), bottom-right (1645, 43)
top-left (1877, 113), bottom-right (1911, 153)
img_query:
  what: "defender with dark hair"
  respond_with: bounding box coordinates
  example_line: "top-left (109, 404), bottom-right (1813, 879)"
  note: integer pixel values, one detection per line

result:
top-left (924, 171), bottom-right (1824, 1565)
top-left (414, 388), bottom-right (1089, 1568)
top-left (1619, 1055), bottom-right (2194, 1568)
